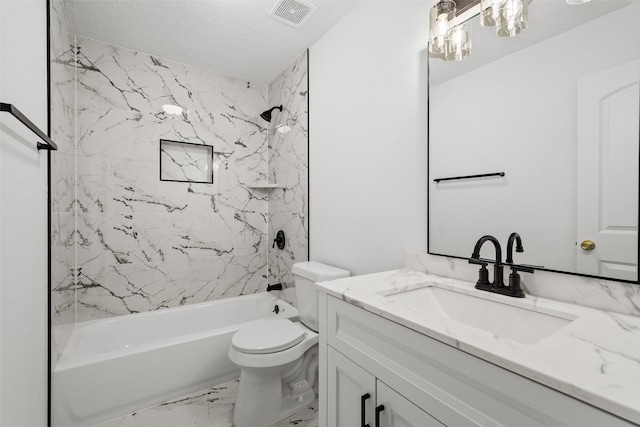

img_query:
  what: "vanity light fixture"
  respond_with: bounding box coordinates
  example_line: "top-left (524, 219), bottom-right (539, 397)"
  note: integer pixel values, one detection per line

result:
top-left (565, 0), bottom-right (591, 4)
top-left (495, 0), bottom-right (528, 38)
top-left (481, 0), bottom-right (530, 37)
top-left (480, 0), bottom-right (501, 26)
top-left (429, 0), bottom-right (457, 57)
top-left (429, 0), bottom-right (531, 62)
top-left (445, 22), bottom-right (472, 62)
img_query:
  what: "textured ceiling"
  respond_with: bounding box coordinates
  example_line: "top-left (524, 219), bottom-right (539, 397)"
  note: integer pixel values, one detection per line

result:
top-left (66, 0), bottom-right (358, 85)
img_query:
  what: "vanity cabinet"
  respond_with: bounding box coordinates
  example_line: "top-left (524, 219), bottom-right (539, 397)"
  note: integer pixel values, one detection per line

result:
top-left (318, 294), bottom-right (636, 427)
top-left (327, 347), bottom-right (442, 427)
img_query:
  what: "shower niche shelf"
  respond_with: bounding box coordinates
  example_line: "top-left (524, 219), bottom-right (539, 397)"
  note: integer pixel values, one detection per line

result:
top-left (246, 183), bottom-right (279, 189)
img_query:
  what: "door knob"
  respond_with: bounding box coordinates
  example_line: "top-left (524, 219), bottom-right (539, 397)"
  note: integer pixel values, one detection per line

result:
top-left (580, 240), bottom-right (596, 251)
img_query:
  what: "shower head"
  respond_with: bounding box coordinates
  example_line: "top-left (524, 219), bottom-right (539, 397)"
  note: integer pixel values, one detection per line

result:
top-left (260, 105), bottom-right (283, 122)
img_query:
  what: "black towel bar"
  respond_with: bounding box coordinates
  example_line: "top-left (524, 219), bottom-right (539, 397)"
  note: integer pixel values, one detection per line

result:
top-left (434, 172), bottom-right (505, 183)
top-left (0, 102), bottom-right (57, 151)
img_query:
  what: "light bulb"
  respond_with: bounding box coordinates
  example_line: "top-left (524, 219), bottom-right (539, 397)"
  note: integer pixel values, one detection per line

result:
top-left (496, 0), bottom-right (528, 38)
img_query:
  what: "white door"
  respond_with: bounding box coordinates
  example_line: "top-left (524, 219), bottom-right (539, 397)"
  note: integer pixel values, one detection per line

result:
top-left (327, 347), bottom-right (376, 427)
top-left (376, 380), bottom-right (444, 427)
top-left (577, 60), bottom-right (639, 281)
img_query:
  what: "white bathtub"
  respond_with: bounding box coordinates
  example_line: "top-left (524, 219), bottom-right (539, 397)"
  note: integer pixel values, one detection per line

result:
top-left (53, 293), bottom-right (298, 427)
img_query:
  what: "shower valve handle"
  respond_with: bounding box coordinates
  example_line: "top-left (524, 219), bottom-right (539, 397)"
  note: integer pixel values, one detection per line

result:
top-left (273, 230), bottom-right (285, 250)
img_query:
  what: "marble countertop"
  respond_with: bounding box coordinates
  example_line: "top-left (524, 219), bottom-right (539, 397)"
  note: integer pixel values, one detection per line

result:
top-left (316, 269), bottom-right (640, 424)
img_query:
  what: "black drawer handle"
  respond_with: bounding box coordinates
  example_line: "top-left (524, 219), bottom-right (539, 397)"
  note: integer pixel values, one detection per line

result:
top-left (361, 393), bottom-right (371, 427)
top-left (375, 404), bottom-right (385, 427)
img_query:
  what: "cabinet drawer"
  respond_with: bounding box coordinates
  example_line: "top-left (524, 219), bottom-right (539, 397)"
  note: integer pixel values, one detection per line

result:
top-left (327, 296), bottom-right (633, 427)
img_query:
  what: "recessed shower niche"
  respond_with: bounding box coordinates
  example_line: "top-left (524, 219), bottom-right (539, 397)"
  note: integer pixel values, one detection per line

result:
top-left (159, 139), bottom-right (214, 184)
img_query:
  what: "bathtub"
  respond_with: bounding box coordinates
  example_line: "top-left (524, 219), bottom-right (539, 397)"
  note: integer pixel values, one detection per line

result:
top-left (53, 293), bottom-right (298, 427)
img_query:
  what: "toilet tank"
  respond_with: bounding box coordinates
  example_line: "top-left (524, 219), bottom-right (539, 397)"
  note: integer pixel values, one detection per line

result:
top-left (292, 261), bottom-right (350, 332)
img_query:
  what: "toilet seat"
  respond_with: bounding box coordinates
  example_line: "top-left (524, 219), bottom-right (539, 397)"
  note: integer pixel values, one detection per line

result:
top-left (232, 319), bottom-right (305, 354)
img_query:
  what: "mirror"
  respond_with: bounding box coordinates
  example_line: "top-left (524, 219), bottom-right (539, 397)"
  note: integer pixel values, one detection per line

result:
top-left (428, 0), bottom-right (639, 282)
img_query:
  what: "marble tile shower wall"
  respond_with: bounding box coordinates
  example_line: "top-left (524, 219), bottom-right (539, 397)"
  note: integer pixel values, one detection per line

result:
top-left (50, 0), bottom-right (77, 326)
top-left (267, 52), bottom-right (309, 288)
top-left (53, 35), bottom-right (277, 324)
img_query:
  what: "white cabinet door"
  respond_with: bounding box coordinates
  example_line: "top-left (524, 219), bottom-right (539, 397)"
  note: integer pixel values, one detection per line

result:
top-left (327, 347), bottom-right (376, 427)
top-left (327, 347), bottom-right (445, 427)
top-left (376, 380), bottom-right (444, 427)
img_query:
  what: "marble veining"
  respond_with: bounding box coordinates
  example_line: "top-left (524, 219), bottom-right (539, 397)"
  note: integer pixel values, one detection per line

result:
top-left (267, 51), bottom-right (310, 288)
top-left (50, 0), bottom-right (78, 327)
top-left (51, 33), bottom-right (275, 323)
top-left (51, 25), bottom-right (309, 325)
top-left (316, 267), bottom-right (640, 424)
top-left (95, 379), bottom-right (318, 427)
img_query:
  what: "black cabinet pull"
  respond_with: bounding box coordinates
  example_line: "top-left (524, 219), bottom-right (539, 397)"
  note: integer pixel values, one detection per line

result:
top-left (375, 404), bottom-right (385, 427)
top-left (361, 393), bottom-right (371, 427)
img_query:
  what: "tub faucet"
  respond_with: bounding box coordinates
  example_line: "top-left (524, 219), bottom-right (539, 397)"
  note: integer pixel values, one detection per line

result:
top-left (469, 235), bottom-right (504, 290)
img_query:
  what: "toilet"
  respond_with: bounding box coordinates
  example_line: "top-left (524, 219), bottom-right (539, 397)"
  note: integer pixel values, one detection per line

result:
top-left (229, 261), bottom-right (350, 427)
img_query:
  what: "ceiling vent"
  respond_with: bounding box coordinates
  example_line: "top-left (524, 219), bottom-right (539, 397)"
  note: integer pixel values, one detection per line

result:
top-left (269, 0), bottom-right (317, 28)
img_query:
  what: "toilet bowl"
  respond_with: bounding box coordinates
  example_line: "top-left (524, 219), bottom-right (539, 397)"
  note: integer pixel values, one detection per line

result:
top-left (229, 320), bottom-right (319, 427)
top-left (228, 261), bottom-right (350, 427)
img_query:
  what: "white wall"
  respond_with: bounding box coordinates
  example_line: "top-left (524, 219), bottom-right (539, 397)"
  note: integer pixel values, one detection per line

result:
top-left (309, 1), bottom-right (430, 276)
top-left (0, 0), bottom-right (50, 425)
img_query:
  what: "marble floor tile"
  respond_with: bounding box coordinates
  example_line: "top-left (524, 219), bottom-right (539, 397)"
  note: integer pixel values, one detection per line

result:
top-left (271, 407), bottom-right (318, 427)
top-left (95, 379), bottom-right (318, 427)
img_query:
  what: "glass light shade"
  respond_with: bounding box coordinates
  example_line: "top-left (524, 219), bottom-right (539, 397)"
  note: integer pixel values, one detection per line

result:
top-left (445, 23), bottom-right (472, 62)
top-left (496, 0), bottom-right (528, 38)
top-left (429, 0), bottom-right (456, 55)
top-left (566, 0), bottom-right (591, 4)
top-left (481, 0), bottom-right (505, 27)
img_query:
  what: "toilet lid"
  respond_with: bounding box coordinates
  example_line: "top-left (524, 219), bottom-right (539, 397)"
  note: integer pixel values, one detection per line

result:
top-left (232, 319), bottom-right (305, 354)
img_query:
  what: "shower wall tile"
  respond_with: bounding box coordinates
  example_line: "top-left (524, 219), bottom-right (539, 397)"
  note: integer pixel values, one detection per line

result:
top-left (66, 37), bottom-right (270, 322)
top-left (51, 26), bottom-right (309, 323)
top-left (267, 51), bottom-right (310, 289)
top-left (50, 0), bottom-right (77, 327)
top-left (51, 211), bottom-right (77, 324)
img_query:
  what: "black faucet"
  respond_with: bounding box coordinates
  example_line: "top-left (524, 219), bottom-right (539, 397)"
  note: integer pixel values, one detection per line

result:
top-left (469, 235), bottom-right (504, 290)
top-left (469, 233), bottom-right (533, 298)
top-left (506, 232), bottom-right (523, 264)
top-left (504, 232), bottom-right (534, 298)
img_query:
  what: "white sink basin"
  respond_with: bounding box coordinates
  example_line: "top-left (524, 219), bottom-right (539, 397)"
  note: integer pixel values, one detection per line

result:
top-left (384, 284), bottom-right (577, 345)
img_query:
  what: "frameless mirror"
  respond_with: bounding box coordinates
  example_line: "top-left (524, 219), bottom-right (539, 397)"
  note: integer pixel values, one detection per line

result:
top-left (428, 0), bottom-right (639, 282)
